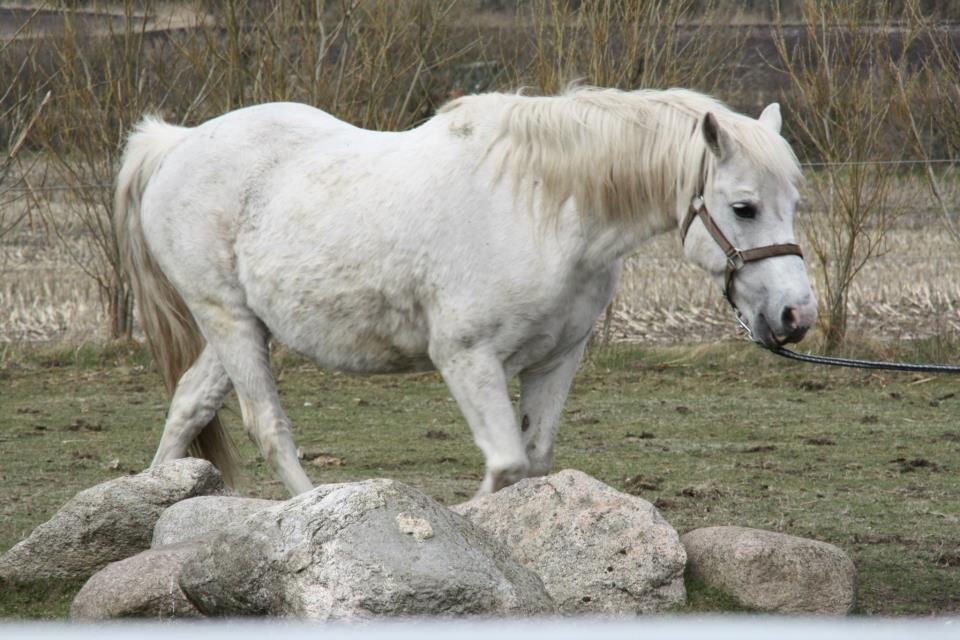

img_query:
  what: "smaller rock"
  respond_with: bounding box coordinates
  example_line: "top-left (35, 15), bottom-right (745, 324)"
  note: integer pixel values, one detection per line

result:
top-left (153, 496), bottom-right (279, 547)
top-left (70, 544), bottom-right (202, 620)
top-left (681, 526), bottom-right (857, 615)
top-left (453, 469), bottom-right (687, 614)
top-left (0, 458), bottom-right (230, 586)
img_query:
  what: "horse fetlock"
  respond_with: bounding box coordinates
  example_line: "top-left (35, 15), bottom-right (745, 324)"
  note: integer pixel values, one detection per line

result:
top-left (260, 437), bottom-right (313, 495)
top-left (527, 454), bottom-right (553, 478)
top-left (486, 458), bottom-right (530, 492)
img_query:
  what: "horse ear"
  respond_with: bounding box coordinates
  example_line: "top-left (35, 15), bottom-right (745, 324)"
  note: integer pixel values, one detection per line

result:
top-left (759, 103), bottom-right (782, 133)
top-left (702, 112), bottom-right (732, 159)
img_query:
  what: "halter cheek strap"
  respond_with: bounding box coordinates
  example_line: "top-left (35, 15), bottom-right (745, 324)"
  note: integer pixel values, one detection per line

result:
top-left (679, 194), bottom-right (804, 308)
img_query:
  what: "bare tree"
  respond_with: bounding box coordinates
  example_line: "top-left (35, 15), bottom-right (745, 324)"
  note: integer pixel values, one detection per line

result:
top-left (772, 0), bottom-right (906, 351)
top-left (892, 4), bottom-right (960, 246)
top-left (509, 0), bottom-right (742, 95)
top-left (0, 12), bottom-right (49, 242)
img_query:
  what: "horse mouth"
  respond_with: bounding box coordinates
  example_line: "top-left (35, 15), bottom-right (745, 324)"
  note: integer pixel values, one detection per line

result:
top-left (760, 331), bottom-right (786, 349)
top-left (753, 314), bottom-right (789, 349)
top-left (755, 314), bottom-right (809, 348)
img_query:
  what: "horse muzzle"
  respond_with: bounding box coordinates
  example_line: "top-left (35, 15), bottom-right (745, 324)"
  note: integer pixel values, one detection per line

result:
top-left (754, 298), bottom-right (817, 347)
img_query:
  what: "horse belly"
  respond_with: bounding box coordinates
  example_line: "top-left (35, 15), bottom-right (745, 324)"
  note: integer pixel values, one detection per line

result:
top-left (249, 278), bottom-right (433, 374)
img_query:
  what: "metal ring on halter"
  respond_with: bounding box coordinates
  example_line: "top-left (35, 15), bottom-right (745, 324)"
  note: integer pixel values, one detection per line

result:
top-left (734, 309), bottom-right (754, 341)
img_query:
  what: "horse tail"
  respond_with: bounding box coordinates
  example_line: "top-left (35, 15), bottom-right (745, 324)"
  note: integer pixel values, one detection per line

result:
top-left (115, 116), bottom-right (239, 485)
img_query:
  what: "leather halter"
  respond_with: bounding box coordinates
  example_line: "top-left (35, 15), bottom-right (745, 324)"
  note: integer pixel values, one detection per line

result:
top-left (679, 168), bottom-right (804, 309)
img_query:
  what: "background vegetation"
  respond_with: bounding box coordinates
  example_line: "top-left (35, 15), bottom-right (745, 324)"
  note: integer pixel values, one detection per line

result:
top-left (3, 0), bottom-right (960, 349)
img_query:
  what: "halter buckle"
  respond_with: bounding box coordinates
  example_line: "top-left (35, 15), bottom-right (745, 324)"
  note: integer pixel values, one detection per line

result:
top-left (726, 250), bottom-right (744, 272)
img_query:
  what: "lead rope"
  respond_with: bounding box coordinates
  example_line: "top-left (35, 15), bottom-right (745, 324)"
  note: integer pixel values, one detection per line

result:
top-left (727, 315), bottom-right (960, 374)
top-left (728, 283), bottom-right (960, 373)
top-left (686, 206), bottom-right (960, 372)
top-left (758, 340), bottom-right (960, 374)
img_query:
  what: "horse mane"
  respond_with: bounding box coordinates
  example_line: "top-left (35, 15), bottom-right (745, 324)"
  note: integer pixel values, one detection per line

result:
top-left (444, 87), bottom-right (801, 228)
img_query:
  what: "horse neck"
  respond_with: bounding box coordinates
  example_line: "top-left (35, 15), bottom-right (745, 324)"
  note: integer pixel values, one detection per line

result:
top-left (481, 90), bottom-right (712, 266)
top-left (580, 143), bottom-right (709, 268)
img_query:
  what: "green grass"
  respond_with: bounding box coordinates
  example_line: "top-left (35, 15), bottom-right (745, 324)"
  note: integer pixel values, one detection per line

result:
top-left (1, 341), bottom-right (959, 617)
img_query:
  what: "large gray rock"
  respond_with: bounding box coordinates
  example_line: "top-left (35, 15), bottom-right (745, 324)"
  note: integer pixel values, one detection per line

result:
top-left (452, 469), bottom-right (687, 614)
top-left (152, 496), bottom-right (279, 547)
top-left (0, 458), bottom-right (230, 586)
top-left (179, 478), bottom-right (554, 618)
top-left (70, 544), bottom-right (203, 620)
top-left (681, 526), bottom-right (857, 615)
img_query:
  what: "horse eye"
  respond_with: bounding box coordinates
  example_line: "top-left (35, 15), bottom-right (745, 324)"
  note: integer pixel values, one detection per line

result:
top-left (732, 202), bottom-right (757, 219)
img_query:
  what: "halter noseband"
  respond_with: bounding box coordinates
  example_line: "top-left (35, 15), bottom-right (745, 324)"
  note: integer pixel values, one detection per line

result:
top-left (679, 174), bottom-right (804, 310)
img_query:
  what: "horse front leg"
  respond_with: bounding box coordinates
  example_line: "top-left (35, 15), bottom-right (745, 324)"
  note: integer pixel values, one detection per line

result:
top-left (434, 347), bottom-right (528, 495)
top-left (518, 337), bottom-right (589, 477)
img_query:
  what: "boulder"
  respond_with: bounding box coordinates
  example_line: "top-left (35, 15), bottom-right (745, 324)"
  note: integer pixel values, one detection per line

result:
top-left (681, 526), bottom-right (857, 614)
top-left (0, 458), bottom-right (230, 586)
top-left (452, 469), bottom-right (687, 614)
top-left (153, 496), bottom-right (279, 547)
top-left (179, 478), bottom-right (554, 618)
top-left (70, 544), bottom-right (203, 620)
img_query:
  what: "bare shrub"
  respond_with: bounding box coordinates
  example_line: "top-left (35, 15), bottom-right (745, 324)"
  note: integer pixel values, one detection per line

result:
top-left (891, 4), bottom-right (960, 245)
top-left (169, 0), bottom-right (475, 130)
top-left (772, 0), bottom-right (909, 351)
top-left (505, 0), bottom-right (742, 95)
top-left (20, 0), bottom-right (474, 341)
top-left (30, 2), bottom-right (184, 340)
top-left (0, 10), bottom-right (48, 242)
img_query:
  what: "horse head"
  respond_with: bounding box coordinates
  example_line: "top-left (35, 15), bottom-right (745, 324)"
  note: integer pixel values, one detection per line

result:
top-left (681, 103), bottom-right (817, 347)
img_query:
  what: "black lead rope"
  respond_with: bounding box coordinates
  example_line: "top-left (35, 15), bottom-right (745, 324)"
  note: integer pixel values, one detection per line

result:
top-left (760, 343), bottom-right (960, 374)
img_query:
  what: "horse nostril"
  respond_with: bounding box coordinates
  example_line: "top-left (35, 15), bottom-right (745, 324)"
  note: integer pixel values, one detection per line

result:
top-left (781, 306), bottom-right (799, 330)
top-left (780, 305), bottom-right (811, 344)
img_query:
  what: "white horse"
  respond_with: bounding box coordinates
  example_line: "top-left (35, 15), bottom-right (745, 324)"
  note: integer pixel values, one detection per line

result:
top-left (116, 87), bottom-right (817, 496)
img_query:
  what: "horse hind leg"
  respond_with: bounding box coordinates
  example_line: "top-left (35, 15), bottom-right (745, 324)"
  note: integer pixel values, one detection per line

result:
top-left (195, 305), bottom-right (314, 496)
top-left (152, 345), bottom-right (232, 465)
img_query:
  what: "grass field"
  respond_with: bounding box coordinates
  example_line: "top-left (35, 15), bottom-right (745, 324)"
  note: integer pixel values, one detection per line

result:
top-left (1, 341), bottom-right (958, 617)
